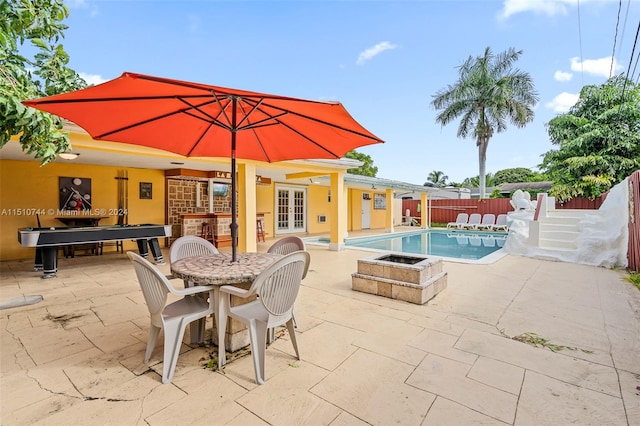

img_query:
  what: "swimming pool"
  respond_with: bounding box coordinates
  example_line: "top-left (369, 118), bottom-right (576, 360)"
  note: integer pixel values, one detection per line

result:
top-left (305, 229), bottom-right (507, 263)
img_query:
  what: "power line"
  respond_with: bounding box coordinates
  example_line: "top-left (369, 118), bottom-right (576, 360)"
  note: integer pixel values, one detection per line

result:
top-left (620, 19), bottom-right (640, 103)
top-left (610, 0), bottom-right (622, 78)
top-left (577, 0), bottom-right (584, 85)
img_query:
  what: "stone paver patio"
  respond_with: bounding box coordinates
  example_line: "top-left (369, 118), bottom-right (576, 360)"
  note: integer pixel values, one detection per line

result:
top-left (1, 241), bottom-right (639, 425)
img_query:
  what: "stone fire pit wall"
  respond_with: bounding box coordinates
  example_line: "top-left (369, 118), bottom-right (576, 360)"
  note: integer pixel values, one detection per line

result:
top-left (352, 253), bottom-right (447, 305)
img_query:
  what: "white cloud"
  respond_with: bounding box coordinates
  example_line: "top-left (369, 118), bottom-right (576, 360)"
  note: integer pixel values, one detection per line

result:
top-left (79, 72), bottom-right (107, 86)
top-left (570, 56), bottom-right (623, 78)
top-left (545, 92), bottom-right (579, 113)
top-left (356, 41), bottom-right (398, 65)
top-left (554, 70), bottom-right (573, 81)
top-left (66, 0), bottom-right (99, 17)
top-left (498, 0), bottom-right (575, 20)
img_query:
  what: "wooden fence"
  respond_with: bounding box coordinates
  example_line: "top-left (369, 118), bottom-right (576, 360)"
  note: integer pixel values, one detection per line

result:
top-left (402, 195), bottom-right (605, 225)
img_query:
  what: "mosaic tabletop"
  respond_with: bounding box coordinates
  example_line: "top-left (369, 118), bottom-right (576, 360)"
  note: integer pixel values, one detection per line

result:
top-left (170, 252), bottom-right (283, 285)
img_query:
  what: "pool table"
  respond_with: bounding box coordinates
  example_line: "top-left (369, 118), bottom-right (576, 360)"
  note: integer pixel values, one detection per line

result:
top-left (18, 224), bottom-right (172, 279)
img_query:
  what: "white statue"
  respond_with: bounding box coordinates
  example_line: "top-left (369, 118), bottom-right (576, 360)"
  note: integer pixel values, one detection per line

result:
top-left (510, 189), bottom-right (534, 211)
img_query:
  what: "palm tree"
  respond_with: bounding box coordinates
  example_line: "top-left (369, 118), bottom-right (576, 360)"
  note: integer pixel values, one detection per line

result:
top-left (431, 47), bottom-right (538, 198)
top-left (425, 170), bottom-right (448, 187)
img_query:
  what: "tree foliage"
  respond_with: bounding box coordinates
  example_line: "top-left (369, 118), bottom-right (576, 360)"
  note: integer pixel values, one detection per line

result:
top-left (425, 170), bottom-right (448, 187)
top-left (461, 172), bottom-right (495, 188)
top-left (493, 167), bottom-right (544, 184)
top-left (1, 0), bottom-right (86, 164)
top-left (541, 75), bottom-right (640, 201)
top-left (431, 47), bottom-right (538, 198)
top-left (345, 150), bottom-right (378, 177)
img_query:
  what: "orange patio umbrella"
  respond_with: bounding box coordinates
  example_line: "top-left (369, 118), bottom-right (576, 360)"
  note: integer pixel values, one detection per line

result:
top-left (23, 72), bottom-right (384, 261)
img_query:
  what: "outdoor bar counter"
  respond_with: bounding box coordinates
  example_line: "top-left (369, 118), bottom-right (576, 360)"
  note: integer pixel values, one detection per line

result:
top-left (179, 212), bottom-right (266, 247)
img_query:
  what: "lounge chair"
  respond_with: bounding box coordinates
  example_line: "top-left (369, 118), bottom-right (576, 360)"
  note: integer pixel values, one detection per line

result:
top-left (462, 213), bottom-right (482, 230)
top-left (492, 214), bottom-right (509, 232)
top-left (476, 214), bottom-right (496, 231)
top-left (446, 213), bottom-right (469, 229)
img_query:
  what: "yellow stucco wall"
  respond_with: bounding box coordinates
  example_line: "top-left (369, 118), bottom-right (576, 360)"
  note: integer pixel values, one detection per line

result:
top-left (306, 184), bottom-right (331, 235)
top-left (256, 184), bottom-right (274, 239)
top-left (0, 160), bottom-right (165, 260)
top-left (347, 189), bottom-right (388, 231)
top-left (370, 192), bottom-right (388, 228)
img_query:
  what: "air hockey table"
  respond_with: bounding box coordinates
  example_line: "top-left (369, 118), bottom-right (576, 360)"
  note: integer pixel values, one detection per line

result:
top-left (18, 224), bottom-right (172, 279)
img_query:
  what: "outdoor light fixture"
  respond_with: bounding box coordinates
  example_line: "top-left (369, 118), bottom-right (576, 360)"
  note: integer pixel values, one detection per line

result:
top-left (59, 152), bottom-right (79, 160)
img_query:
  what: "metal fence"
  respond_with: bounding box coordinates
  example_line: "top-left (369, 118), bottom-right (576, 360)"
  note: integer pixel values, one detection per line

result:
top-left (628, 171), bottom-right (640, 272)
top-left (403, 196), bottom-right (606, 225)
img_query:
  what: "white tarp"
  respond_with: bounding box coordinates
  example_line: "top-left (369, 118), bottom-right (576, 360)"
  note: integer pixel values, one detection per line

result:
top-left (504, 178), bottom-right (629, 268)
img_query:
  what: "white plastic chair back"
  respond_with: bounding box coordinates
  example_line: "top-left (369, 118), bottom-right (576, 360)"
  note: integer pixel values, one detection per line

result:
top-left (481, 214), bottom-right (495, 226)
top-left (170, 235), bottom-right (219, 264)
top-left (447, 213), bottom-right (469, 229)
top-left (127, 251), bottom-right (215, 384)
top-left (493, 214), bottom-right (509, 231)
top-left (256, 252), bottom-right (308, 316)
top-left (130, 252), bottom-right (170, 320)
top-left (467, 213), bottom-right (482, 226)
top-left (455, 213), bottom-right (468, 223)
top-left (267, 236), bottom-right (305, 256)
top-left (219, 251), bottom-right (309, 384)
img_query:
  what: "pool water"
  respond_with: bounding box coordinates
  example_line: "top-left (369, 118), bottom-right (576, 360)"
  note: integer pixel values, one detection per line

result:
top-left (307, 229), bottom-right (507, 261)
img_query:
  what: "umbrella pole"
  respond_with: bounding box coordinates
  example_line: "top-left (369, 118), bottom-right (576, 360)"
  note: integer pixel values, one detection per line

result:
top-left (230, 98), bottom-right (238, 262)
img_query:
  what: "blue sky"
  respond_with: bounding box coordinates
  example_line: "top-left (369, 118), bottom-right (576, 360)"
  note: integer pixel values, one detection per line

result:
top-left (61, 0), bottom-right (640, 184)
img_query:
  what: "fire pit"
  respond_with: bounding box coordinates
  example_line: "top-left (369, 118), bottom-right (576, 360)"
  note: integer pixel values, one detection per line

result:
top-left (352, 253), bottom-right (447, 304)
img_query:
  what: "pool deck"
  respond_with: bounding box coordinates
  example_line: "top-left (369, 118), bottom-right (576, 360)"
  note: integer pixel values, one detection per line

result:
top-left (1, 233), bottom-right (639, 425)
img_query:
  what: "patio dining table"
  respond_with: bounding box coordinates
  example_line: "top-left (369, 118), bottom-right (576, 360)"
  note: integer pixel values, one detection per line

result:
top-left (170, 252), bottom-right (283, 366)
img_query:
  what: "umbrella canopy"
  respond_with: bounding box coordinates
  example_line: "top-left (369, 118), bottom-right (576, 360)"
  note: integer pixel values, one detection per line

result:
top-left (23, 72), bottom-right (384, 260)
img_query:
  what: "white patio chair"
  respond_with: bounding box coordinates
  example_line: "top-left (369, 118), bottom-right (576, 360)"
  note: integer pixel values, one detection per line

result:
top-left (462, 213), bottom-right (482, 230)
top-left (168, 235), bottom-right (219, 286)
top-left (169, 235), bottom-right (220, 343)
top-left (475, 214), bottom-right (496, 231)
top-left (266, 236), bottom-right (307, 330)
top-left (127, 251), bottom-right (215, 384)
top-left (267, 236), bottom-right (306, 263)
top-left (446, 213), bottom-right (469, 229)
top-left (491, 214), bottom-right (509, 232)
top-left (218, 251), bottom-right (310, 385)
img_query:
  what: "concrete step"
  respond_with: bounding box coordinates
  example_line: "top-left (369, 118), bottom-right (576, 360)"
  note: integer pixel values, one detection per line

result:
top-left (540, 221), bottom-right (580, 231)
top-left (539, 238), bottom-right (578, 250)
top-left (540, 230), bottom-right (579, 241)
top-left (539, 216), bottom-right (581, 226)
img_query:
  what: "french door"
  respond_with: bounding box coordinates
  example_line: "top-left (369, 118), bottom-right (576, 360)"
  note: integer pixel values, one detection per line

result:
top-left (275, 185), bottom-right (307, 234)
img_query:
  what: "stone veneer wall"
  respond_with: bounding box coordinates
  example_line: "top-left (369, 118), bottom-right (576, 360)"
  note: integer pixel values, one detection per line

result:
top-left (166, 178), bottom-right (231, 243)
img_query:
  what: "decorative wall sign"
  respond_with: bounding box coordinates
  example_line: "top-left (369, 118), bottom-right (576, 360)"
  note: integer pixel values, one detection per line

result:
top-left (374, 193), bottom-right (386, 210)
top-left (139, 182), bottom-right (153, 199)
top-left (59, 177), bottom-right (92, 211)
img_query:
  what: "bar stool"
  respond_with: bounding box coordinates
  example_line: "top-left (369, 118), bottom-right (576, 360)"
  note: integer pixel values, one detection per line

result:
top-left (201, 222), bottom-right (215, 244)
top-left (256, 218), bottom-right (265, 242)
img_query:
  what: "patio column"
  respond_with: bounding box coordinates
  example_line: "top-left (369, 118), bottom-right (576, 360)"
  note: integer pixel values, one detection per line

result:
top-left (329, 171), bottom-right (346, 251)
top-left (421, 192), bottom-right (428, 228)
top-left (238, 163), bottom-right (257, 253)
top-left (385, 188), bottom-right (394, 233)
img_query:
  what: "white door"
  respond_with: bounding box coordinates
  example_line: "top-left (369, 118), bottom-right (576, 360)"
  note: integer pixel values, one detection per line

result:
top-left (275, 185), bottom-right (307, 234)
top-left (362, 194), bottom-right (371, 229)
